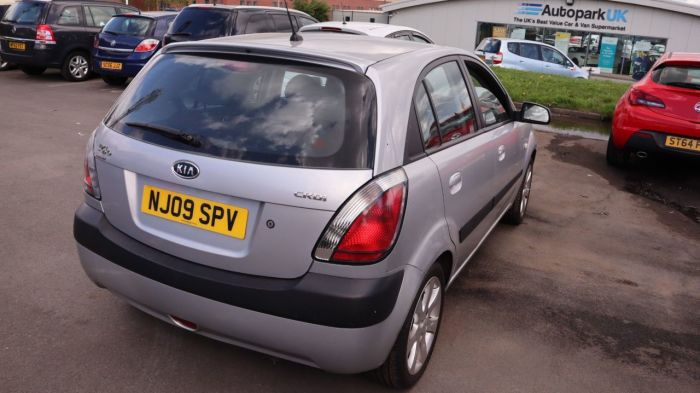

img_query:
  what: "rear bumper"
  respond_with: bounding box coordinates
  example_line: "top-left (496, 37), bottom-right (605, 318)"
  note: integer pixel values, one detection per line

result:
top-left (74, 203), bottom-right (420, 373)
top-left (0, 42), bottom-right (60, 68)
top-left (92, 52), bottom-right (149, 77)
top-left (621, 130), bottom-right (700, 159)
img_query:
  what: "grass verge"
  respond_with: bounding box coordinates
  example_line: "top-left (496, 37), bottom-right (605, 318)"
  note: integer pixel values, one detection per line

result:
top-left (492, 67), bottom-right (630, 120)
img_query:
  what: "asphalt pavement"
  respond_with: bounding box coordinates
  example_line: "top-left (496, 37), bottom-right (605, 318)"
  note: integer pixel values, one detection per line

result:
top-left (0, 69), bottom-right (698, 392)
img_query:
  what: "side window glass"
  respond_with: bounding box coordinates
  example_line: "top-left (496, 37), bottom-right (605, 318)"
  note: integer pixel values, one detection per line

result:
top-left (519, 43), bottom-right (540, 60)
top-left (423, 61), bottom-right (476, 142)
top-left (86, 6), bottom-right (116, 27)
top-left (57, 6), bottom-right (81, 26)
top-left (244, 13), bottom-right (273, 34)
top-left (466, 63), bottom-right (511, 127)
top-left (271, 14), bottom-right (293, 32)
top-left (298, 17), bottom-right (315, 27)
top-left (507, 42), bottom-right (519, 55)
top-left (412, 34), bottom-right (431, 44)
top-left (395, 34), bottom-right (412, 41)
top-left (414, 83), bottom-right (440, 149)
top-left (541, 46), bottom-right (566, 65)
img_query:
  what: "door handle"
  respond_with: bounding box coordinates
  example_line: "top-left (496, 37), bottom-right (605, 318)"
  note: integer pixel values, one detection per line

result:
top-left (448, 172), bottom-right (462, 195)
top-left (498, 145), bottom-right (506, 162)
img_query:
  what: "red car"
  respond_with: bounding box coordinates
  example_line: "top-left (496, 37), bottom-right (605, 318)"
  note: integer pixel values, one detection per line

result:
top-left (608, 52), bottom-right (700, 166)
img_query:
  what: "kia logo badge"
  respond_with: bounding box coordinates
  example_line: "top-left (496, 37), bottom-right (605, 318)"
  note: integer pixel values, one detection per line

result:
top-left (173, 161), bottom-right (199, 179)
top-left (11, 26), bottom-right (16, 34)
top-left (695, 102), bottom-right (700, 113)
top-left (110, 40), bottom-right (116, 47)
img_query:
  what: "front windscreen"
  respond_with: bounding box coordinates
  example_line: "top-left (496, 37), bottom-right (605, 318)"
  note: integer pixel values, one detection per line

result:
top-left (2, 1), bottom-right (45, 24)
top-left (103, 16), bottom-right (154, 36)
top-left (105, 54), bottom-right (376, 169)
top-left (652, 65), bottom-right (700, 91)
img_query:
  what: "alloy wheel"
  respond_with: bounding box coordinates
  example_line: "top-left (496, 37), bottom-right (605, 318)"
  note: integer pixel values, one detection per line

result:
top-left (69, 55), bottom-right (89, 79)
top-left (406, 276), bottom-right (442, 375)
top-left (520, 165), bottom-right (533, 216)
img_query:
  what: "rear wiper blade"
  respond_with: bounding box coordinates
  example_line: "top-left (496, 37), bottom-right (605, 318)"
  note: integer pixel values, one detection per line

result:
top-left (126, 122), bottom-right (201, 147)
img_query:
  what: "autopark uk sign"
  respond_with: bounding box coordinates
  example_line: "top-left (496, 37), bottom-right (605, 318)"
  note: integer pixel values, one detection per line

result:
top-left (513, 2), bottom-right (629, 32)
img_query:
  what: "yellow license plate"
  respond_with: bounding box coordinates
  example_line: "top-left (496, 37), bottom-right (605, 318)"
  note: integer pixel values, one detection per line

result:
top-left (8, 41), bottom-right (25, 51)
top-left (141, 185), bottom-right (248, 239)
top-left (665, 135), bottom-right (700, 152)
top-left (101, 61), bottom-right (122, 70)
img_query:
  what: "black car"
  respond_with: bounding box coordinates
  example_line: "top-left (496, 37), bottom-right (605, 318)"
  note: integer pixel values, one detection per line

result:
top-left (0, 3), bottom-right (12, 71)
top-left (163, 5), bottom-right (318, 46)
top-left (0, 0), bottom-right (138, 81)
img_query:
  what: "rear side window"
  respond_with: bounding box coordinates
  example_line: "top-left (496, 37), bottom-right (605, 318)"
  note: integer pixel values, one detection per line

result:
top-left (414, 84), bottom-right (440, 149)
top-left (296, 16), bottom-right (316, 27)
top-left (271, 14), bottom-right (293, 32)
top-left (518, 43), bottom-right (541, 60)
top-left (2, 1), bottom-right (45, 24)
top-left (423, 62), bottom-right (476, 142)
top-left (106, 54), bottom-right (377, 169)
top-left (168, 8), bottom-right (229, 40)
top-left (85, 6), bottom-right (116, 27)
top-left (245, 13), bottom-right (274, 34)
top-left (57, 6), bottom-right (81, 26)
top-left (103, 16), bottom-right (153, 36)
top-left (477, 38), bottom-right (501, 54)
top-left (507, 42), bottom-right (519, 55)
top-left (153, 16), bottom-right (174, 38)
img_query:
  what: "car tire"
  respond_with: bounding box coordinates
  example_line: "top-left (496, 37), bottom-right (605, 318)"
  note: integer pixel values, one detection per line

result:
top-left (20, 66), bottom-right (46, 75)
top-left (61, 51), bottom-right (91, 82)
top-left (102, 75), bottom-right (128, 86)
top-left (503, 160), bottom-right (534, 225)
top-left (606, 136), bottom-right (627, 167)
top-left (373, 263), bottom-right (444, 389)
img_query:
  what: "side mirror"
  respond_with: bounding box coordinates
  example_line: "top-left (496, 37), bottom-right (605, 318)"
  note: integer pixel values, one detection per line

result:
top-left (519, 102), bottom-right (551, 125)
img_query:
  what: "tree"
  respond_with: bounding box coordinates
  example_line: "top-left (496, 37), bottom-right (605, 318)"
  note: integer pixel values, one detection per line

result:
top-left (292, 0), bottom-right (331, 22)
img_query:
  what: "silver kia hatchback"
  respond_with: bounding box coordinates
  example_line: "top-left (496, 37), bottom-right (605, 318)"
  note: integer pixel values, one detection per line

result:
top-left (74, 32), bottom-right (549, 388)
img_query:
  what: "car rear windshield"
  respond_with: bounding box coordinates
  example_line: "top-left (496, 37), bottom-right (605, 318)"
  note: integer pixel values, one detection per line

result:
top-left (2, 1), bottom-right (45, 24)
top-left (105, 54), bottom-right (377, 169)
top-left (167, 8), bottom-right (229, 40)
top-left (652, 65), bottom-right (700, 91)
top-left (477, 38), bottom-right (501, 54)
top-left (103, 16), bottom-right (154, 36)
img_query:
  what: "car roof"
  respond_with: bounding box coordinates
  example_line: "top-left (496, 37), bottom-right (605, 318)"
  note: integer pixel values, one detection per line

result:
top-left (184, 4), bottom-right (312, 16)
top-left (661, 52), bottom-right (700, 63)
top-left (299, 21), bottom-right (425, 37)
top-left (162, 32), bottom-right (459, 73)
top-left (139, 11), bottom-right (178, 18)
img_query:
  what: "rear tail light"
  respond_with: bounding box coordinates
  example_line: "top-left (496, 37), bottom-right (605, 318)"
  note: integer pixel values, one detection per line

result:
top-left (134, 38), bottom-right (159, 53)
top-left (35, 24), bottom-right (55, 44)
top-left (628, 88), bottom-right (665, 108)
top-left (313, 169), bottom-right (408, 264)
top-left (492, 52), bottom-right (503, 65)
top-left (84, 132), bottom-right (101, 200)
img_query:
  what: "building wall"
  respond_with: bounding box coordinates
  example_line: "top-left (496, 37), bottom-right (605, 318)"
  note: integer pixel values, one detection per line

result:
top-left (332, 10), bottom-right (388, 22)
top-left (387, 0), bottom-right (700, 51)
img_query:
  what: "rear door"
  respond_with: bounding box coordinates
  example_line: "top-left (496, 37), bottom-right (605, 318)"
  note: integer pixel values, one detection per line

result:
top-left (93, 52), bottom-right (377, 279)
top-left (516, 42), bottom-right (545, 73)
top-left (0, 1), bottom-right (48, 58)
top-left (50, 4), bottom-right (85, 56)
top-left (541, 45), bottom-right (575, 77)
top-left (414, 58), bottom-right (496, 266)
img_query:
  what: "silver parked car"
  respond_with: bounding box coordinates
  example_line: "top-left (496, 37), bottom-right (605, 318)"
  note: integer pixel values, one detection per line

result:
top-left (74, 32), bottom-right (549, 388)
top-left (299, 21), bottom-right (434, 43)
top-left (476, 37), bottom-right (590, 79)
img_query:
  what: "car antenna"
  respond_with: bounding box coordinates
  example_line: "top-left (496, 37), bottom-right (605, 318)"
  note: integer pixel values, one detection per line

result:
top-left (283, 0), bottom-right (303, 42)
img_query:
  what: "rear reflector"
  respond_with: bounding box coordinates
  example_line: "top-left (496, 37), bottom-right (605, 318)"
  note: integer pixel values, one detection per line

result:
top-left (169, 315), bottom-right (198, 332)
top-left (313, 169), bottom-right (407, 264)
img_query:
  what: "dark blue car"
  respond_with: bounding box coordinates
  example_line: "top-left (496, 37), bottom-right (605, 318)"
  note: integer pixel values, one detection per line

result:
top-left (93, 11), bottom-right (177, 86)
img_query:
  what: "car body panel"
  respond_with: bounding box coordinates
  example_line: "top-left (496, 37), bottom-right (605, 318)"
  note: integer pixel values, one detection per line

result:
top-left (299, 21), bottom-right (434, 44)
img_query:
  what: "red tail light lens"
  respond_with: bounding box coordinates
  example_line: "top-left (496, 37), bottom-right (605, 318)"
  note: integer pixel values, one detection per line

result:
top-left (313, 169), bottom-right (407, 264)
top-left (36, 24), bottom-right (55, 44)
top-left (134, 38), bottom-right (159, 53)
top-left (492, 52), bottom-right (503, 65)
top-left (84, 132), bottom-right (101, 200)
top-left (628, 88), bottom-right (665, 108)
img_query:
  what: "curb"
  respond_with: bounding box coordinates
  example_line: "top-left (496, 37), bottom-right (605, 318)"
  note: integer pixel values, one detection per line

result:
top-left (514, 102), bottom-right (605, 121)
